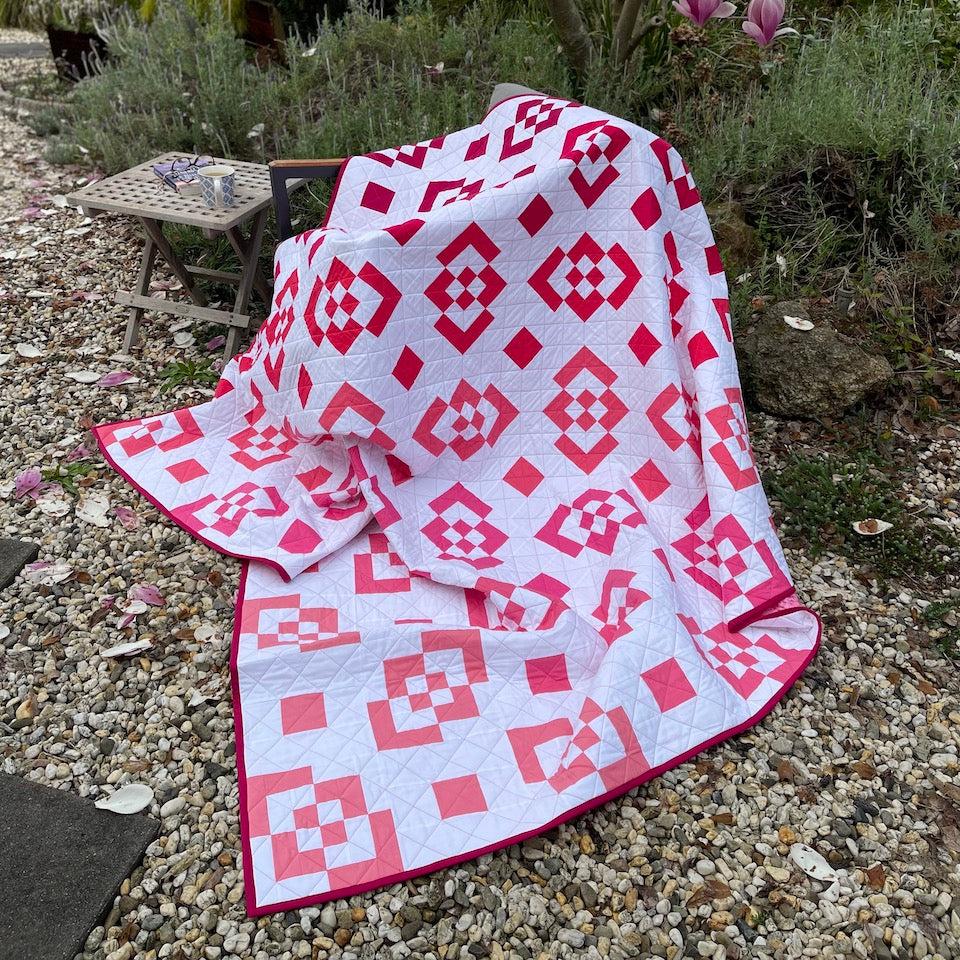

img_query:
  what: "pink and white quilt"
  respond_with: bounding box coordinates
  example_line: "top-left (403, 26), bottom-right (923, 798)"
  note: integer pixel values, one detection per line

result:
top-left (95, 93), bottom-right (820, 915)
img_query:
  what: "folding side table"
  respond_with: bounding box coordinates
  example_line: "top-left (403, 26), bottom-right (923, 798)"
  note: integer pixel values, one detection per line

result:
top-left (68, 154), bottom-right (301, 359)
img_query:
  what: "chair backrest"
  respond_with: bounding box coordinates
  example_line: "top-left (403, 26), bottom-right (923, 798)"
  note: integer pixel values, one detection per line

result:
top-left (488, 83), bottom-right (542, 111)
top-left (270, 83), bottom-right (548, 242)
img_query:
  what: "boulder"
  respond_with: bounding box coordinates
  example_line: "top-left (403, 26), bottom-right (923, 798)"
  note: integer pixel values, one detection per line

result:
top-left (737, 301), bottom-right (893, 418)
top-left (705, 201), bottom-right (759, 275)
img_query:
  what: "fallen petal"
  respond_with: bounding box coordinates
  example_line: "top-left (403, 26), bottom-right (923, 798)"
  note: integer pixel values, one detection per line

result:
top-left (789, 843), bottom-right (840, 883)
top-left (94, 783), bottom-right (154, 814)
top-left (13, 467), bottom-right (43, 499)
top-left (101, 638), bottom-right (153, 657)
top-left (121, 599), bottom-right (149, 618)
top-left (77, 492), bottom-right (112, 527)
top-left (66, 444), bottom-right (91, 462)
top-left (114, 505), bottom-right (142, 530)
top-left (98, 370), bottom-right (137, 387)
top-left (130, 583), bottom-right (165, 606)
top-left (852, 518), bottom-right (893, 536)
top-left (64, 370), bottom-right (101, 384)
top-left (783, 315), bottom-right (814, 331)
top-left (23, 560), bottom-right (74, 584)
top-left (37, 492), bottom-right (72, 517)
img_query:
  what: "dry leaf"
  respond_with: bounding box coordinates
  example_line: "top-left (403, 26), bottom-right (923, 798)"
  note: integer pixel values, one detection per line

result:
top-left (864, 863), bottom-right (885, 890)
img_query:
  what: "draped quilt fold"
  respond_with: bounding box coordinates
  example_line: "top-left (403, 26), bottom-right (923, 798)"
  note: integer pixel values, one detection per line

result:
top-left (96, 93), bottom-right (820, 914)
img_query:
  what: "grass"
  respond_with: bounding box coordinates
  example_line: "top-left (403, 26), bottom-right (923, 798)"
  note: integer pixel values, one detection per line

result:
top-left (159, 358), bottom-right (219, 392)
top-left (764, 450), bottom-right (957, 582)
top-left (41, 462), bottom-right (95, 496)
top-left (922, 600), bottom-right (960, 659)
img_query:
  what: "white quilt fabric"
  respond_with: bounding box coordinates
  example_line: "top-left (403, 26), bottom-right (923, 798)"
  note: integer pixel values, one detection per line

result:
top-left (96, 93), bottom-right (820, 914)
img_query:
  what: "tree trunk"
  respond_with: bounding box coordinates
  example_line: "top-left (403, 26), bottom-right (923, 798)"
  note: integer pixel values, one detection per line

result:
top-left (545, 0), bottom-right (594, 75)
top-left (612, 0), bottom-right (643, 64)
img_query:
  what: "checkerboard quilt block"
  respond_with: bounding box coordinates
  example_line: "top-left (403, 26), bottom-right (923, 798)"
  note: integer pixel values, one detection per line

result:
top-left (95, 94), bottom-right (820, 914)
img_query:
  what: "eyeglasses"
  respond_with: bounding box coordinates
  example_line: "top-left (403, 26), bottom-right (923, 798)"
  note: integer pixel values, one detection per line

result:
top-left (155, 155), bottom-right (215, 191)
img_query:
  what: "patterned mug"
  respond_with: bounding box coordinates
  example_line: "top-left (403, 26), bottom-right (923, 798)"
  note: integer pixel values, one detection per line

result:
top-left (198, 165), bottom-right (236, 208)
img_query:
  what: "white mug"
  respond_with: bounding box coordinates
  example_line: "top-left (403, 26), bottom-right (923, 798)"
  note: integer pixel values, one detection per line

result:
top-left (198, 164), bottom-right (236, 208)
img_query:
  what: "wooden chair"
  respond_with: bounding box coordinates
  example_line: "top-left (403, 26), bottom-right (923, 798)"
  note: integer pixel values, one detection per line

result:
top-left (268, 83), bottom-right (540, 243)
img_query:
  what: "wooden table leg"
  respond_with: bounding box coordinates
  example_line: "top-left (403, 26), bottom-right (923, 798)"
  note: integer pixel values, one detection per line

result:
top-left (123, 234), bottom-right (158, 353)
top-left (137, 217), bottom-right (208, 308)
top-left (223, 210), bottom-right (269, 359)
top-left (225, 210), bottom-right (272, 307)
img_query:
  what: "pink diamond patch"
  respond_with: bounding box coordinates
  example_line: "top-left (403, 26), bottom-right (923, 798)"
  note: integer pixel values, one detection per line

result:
top-left (504, 327), bottom-right (542, 369)
top-left (525, 654), bottom-right (571, 694)
top-left (632, 187), bottom-right (661, 229)
top-left (279, 519), bottom-right (322, 554)
top-left (518, 194), bottom-right (552, 236)
top-left (280, 692), bottom-right (327, 734)
top-left (504, 457), bottom-right (543, 496)
top-left (433, 774), bottom-right (488, 819)
top-left (688, 331), bottom-right (719, 368)
top-left (642, 657), bottom-right (695, 712)
top-left (361, 181), bottom-right (395, 214)
top-left (165, 458), bottom-right (207, 483)
top-left (631, 459), bottom-right (670, 501)
top-left (628, 323), bottom-right (661, 365)
top-left (392, 346), bottom-right (423, 390)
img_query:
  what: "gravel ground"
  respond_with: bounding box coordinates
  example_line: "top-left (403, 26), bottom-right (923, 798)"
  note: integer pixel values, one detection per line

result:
top-left (2, 53), bottom-right (960, 960)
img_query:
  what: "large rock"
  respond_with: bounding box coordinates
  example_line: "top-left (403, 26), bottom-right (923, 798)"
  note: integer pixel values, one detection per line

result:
top-left (737, 301), bottom-right (893, 418)
top-left (705, 201), bottom-right (759, 275)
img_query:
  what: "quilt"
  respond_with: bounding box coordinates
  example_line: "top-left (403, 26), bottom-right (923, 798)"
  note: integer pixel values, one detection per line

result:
top-left (95, 92), bottom-right (821, 915)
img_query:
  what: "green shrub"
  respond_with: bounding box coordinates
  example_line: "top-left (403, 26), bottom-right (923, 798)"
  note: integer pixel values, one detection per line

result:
top-left (63, 1), bottom-right (580, 173)
top-left (0, 0), bottom-right (36, 27)
top-left (65, 6), bottom-right (281, 172)
top-left (764, 450), bottom-right (958, 580)
top-left (276, 4), bottom-right (574, 158)
top-left (677, 5), bottom-right (960, 350)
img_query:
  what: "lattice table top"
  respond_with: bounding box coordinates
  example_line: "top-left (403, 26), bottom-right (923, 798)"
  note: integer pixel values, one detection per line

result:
top-left (67, 154), bottom-right (280, 231)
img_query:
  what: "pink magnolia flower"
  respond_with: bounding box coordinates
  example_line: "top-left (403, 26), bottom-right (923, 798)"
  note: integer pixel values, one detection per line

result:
top-left (13, 467), bottom-right (43, 500)
top-left (98, 370), bottom-right (135, 387)
top-left (66, 444), bottom-right (90, 462)
top-left (742, 0), bottom-right (796, 45)
top-left (674, 0), bottom-right (736, 27)
top-left (129, 583), bottom-right (165, 607)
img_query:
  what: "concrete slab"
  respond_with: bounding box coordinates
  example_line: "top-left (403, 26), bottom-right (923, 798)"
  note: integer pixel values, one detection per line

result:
top-left (0, 775), bottom-right (159, 960)
top-left (0, 538), bottom-right (39, 591)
